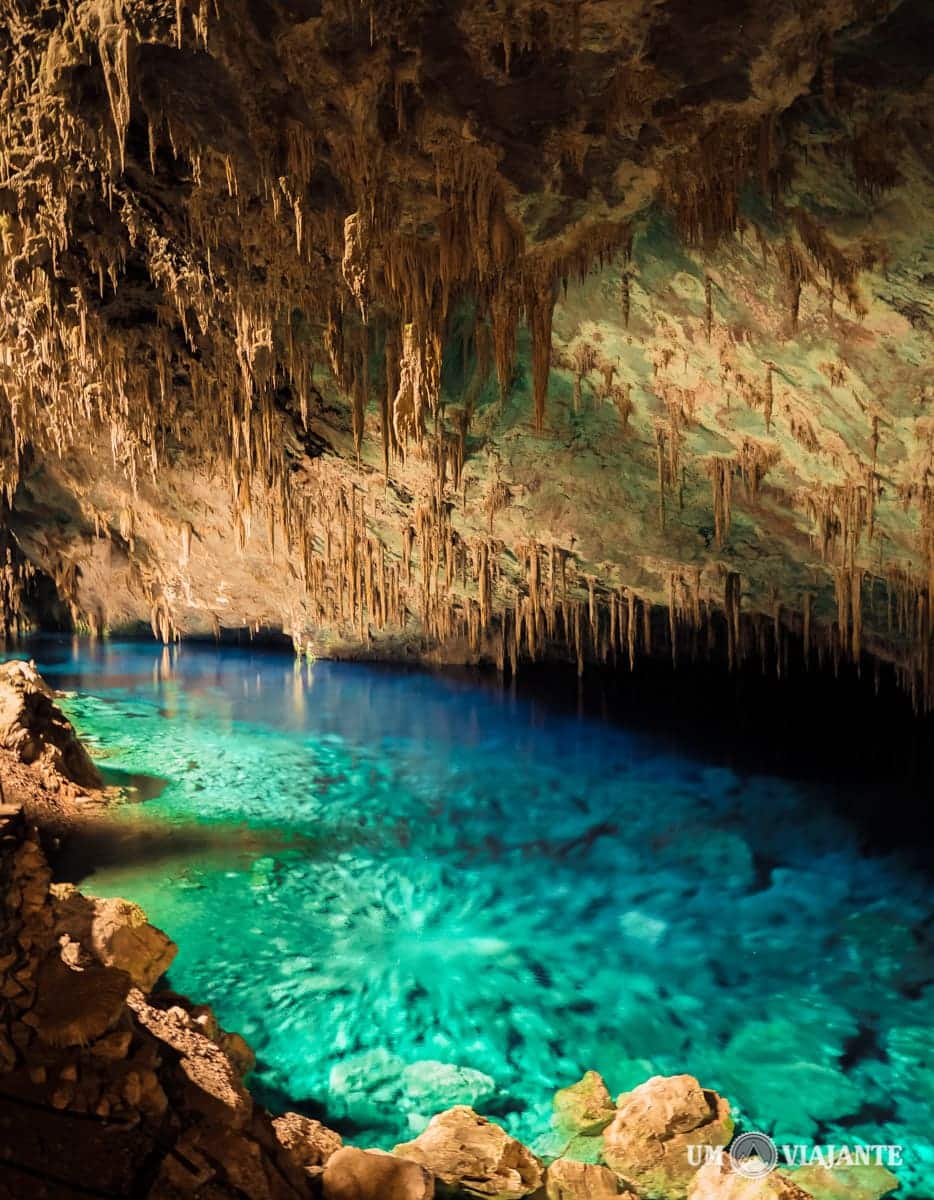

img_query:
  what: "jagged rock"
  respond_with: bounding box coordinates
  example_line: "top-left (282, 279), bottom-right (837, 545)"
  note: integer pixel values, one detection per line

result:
top-left (49, 884), bottom-right (176, 990)
top-left (790, 1164), bottom-right (900, 1200)
top-left (553, 1071), bottom-right (617, 1137)
top-left (323, 1146), bottom-right (434, 1200)
top-left (687, 1158), bottom-right (815, 1199)
top-left (0, 660), bottom-right (101, 788)
top-left (25, 951), bottom-right (130, 1047)
top-left (274, 1112), bottom-right (344, 1170)
top-left (127, 989), bottom-right (253, 1128)
top-left (394, 1106), bottom-right (543, 1198)
top-left (601, 1075), bottom-right (734, 1200)
top-left (545, 1157), bottom-right (624, 1198)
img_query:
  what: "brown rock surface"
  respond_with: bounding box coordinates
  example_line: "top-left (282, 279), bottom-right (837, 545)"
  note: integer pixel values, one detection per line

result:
top-left (0, 0), bottom-right (931, 711)
top-left (601, 1074), bottom-right (734, 1199)
top-left (545, 1157), bottom-right (623, 1198)
top-left (323, 1146), bottom-right (435, 1200)
top-left (687, 1158), bottom-right (815, 1199)
top-left (790, 1163), bottom-right (900, 1200)
top-left (274, 1111), bottom-right (344, 1170)
top-left (394, 1106), bottom-right (543, 1198)
top-left (50, 883), bottom-right (177, 989)
top-left (0, 660), bottom-right (101, 790)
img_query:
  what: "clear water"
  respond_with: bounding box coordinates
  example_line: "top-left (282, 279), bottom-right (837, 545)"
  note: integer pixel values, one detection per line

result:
top-left (4, 638), bottom-right (931, 1195)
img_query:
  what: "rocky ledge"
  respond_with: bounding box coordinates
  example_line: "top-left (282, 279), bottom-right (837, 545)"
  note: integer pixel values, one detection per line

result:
top-left (0, 663), bottom-right (902, 1200)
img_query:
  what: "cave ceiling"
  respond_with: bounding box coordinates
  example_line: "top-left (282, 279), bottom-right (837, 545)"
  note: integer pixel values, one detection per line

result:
top-left (0, 0), bottom-right (932, 702)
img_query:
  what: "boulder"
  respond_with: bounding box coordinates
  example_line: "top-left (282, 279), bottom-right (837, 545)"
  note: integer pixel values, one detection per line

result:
top-left (687, 1158), bottom-right (814, 1199)
top-left (601, 1075), bottom-right (733, 1200)
top-left (545, 1157), bottom-right (623, 1198)
top-left (274, 1112), bottom-right (343, 1170)
top-left (394, 1106), bottom-right (543, 1198)
top-left (789, 1164), bottom-right (900, 1200)
top-left (323, 1146), bottom-right (434, 1199)
top-left (25, 951), bottom-right (130, 1047)
top-left (50, 884), bottom-right (177, 990)
top-left (553, 1071), bottom-right (617, 1137)
top-left (0, 659), bottom-right (101, 788)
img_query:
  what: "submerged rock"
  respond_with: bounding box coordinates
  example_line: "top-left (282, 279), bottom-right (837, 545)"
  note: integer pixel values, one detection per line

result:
top-left (329, 1047), bottom-right (407, 1126)
top-left (601, 1074), bottom-right (733, 1199)
top-left (403, 1059), bottom-right (497, 1114)
top-left (323, 1146), bottom-right (434, 1200)
top-left (394, 1106), bottom-right (543, 1198)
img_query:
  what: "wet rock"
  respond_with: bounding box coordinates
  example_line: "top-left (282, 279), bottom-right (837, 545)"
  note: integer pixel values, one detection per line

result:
top-left (329, 1047), bottom-right (406, 1126)
top-left (553, 1071), bottom-right (617, 1137)
top-left (790, 1163), bottom-right (900, 1200)
top-left (0, 660), bottom-right (101, 788)
top-left (601, 1075), bottom-right (733, 1199)
top-left (274, 1112), bottom-right (344, 1170)
top-left (49, 884), bottom-right (177, 990)
top-left (403, 1060), bottom-right (497, 1115)
top-left (687, 1158), bottom-right (814, 1198)
top-left (545, 1157), bottom-right (624, 1198)
top-left (323, 1146), bottom-right (434, 1199)
top-left (394, 1106), bottom-right (543, 1198)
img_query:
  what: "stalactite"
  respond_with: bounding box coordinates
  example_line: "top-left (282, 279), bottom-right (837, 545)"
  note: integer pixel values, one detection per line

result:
top-left (709, 457), bottom-right (733, 548)
top-left (704, 275), bottom-right (712, 343)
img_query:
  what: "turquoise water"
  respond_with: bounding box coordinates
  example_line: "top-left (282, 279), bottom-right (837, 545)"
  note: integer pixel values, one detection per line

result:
top-left (4, 639), bottom-right (932, 1195)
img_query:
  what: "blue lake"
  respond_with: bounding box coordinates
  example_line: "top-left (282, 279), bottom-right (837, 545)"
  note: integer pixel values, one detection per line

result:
top-left (4, 637), bottom-right (931, 1195)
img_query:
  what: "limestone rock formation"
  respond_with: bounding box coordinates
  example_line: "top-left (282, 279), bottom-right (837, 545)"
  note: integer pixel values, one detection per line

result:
top-left (687, 1158), bottom-right (815, 1199)
top-left (553, 1069), bottom-right (618, 1137)
top-left (394, 1106), bottom-right (544, 1198)
top-left (601, 1074), bottom-right (734, 1199)
top-left (0, 800), bottom-right (314, 1198)
top-left (50, 882), bottom-right (177, 990)
top-left (544, 1157), bottom-right (627, 1199)
top-left (0, 659), bottom-right (101, 790)
top-left (790, 1163), bottom-right (901, 1200)
top-left (323, 1146), bottom-right (435, 1200)
top-left (0, 0), bottom-right (930, 708)
top-left (273, 1111), bottom-right (344, 1172)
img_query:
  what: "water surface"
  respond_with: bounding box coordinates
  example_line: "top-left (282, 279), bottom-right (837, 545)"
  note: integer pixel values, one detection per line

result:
top-left (5, 638), bottom-right (931, 1195)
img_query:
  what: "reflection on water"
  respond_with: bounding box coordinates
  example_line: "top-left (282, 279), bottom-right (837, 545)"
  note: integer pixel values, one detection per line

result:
top-left (4, 636), bottom-right (932, 1196)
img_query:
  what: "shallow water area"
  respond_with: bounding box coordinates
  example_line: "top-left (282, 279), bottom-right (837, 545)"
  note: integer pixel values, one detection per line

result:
top-left (4, 637), bottom-right (932, 1196)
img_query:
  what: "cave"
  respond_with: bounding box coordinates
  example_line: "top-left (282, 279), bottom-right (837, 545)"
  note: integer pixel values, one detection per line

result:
top-left (0, 1), bottom-right (932, 1198)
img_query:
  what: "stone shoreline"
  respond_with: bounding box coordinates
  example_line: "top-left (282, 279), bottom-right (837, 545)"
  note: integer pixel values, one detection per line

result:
top-left (0, 660), bottom-right (901, 1200)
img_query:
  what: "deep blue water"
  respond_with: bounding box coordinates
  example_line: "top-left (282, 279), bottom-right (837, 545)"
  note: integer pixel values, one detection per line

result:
top-left (3, 637), bottom-right (931, 1195)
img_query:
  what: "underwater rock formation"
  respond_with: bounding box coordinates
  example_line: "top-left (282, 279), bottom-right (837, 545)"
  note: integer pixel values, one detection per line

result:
top-left (0, 0), bottom-right (930, 706)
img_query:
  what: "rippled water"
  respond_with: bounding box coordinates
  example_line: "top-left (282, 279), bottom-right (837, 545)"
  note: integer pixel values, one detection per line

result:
top-left (4, 638), bottom-right (931, 1195)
